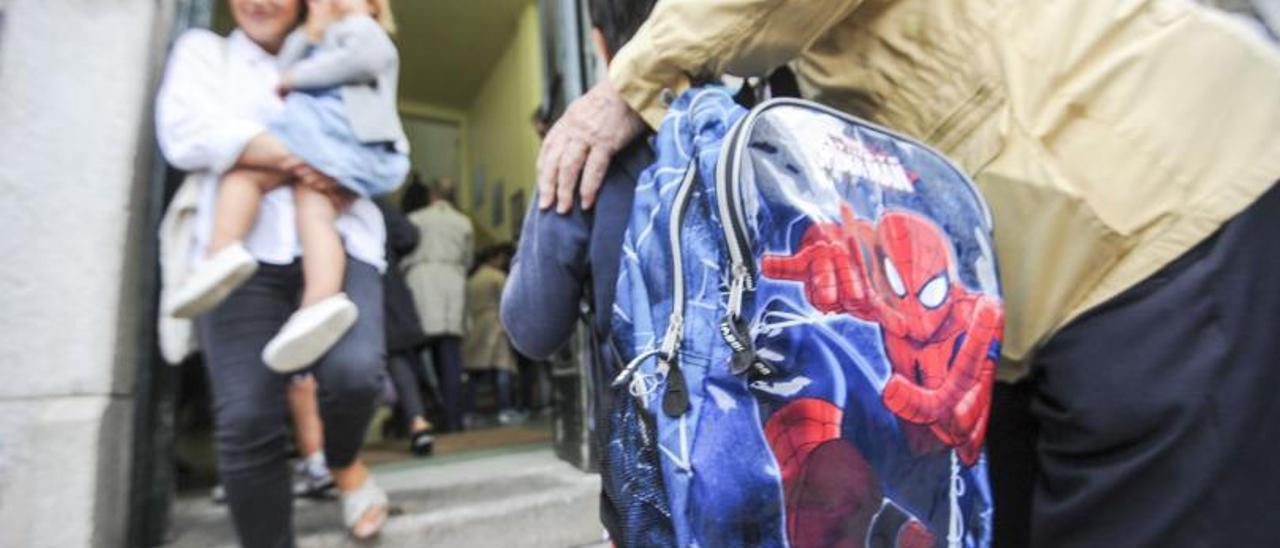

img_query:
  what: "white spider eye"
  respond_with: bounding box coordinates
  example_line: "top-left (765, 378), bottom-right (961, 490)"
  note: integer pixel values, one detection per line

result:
top-left (919, 275), bottom-right (949, 309)
top-left (882, 257), bottom-right (907, 297)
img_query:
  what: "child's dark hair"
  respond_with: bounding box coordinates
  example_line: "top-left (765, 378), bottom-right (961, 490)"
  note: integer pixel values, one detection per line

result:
top-left (588, 0), bottom-right (658, 56)
top-left (473, 243), bottom-right (516, 274)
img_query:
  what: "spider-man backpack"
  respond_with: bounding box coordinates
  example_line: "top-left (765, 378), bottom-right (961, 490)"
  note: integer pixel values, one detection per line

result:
top-left (601, 87), bottom-right (1002, 547)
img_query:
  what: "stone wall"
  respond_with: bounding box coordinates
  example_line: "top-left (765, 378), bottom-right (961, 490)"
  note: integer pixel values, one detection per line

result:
top-left (0, 1), bottom-right (167, 546)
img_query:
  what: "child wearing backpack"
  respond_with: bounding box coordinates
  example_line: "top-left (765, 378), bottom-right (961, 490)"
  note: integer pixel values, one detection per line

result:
top-left (501, 0), bottom-right (657, 540)
top-left (166, 0), bottom-right (408, 373)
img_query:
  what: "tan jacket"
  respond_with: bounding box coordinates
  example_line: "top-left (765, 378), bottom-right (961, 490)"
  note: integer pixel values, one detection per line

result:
top-left (403, 201), bottom-right (474, 336)
top-left (463, 264), bottom-right (516, 372)
top-left (611, 0), bottom-right (1280, 378)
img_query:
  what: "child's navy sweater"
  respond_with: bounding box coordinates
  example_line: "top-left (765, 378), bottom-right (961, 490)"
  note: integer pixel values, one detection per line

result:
top-left (501, 140), bottom-right (654, 358)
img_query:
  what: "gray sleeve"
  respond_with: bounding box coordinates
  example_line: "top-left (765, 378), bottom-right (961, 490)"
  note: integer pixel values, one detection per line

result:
top-left (276, 29), bottom-right (311, 69)
top-left (287, 16), bottom-right (397, 90)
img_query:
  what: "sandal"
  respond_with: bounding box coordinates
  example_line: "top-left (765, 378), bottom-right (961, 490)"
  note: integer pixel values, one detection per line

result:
top-left (341, 478), bottom-right (389, 540)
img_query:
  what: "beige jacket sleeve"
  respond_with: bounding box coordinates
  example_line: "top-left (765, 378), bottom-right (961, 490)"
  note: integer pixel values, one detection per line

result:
top-left (608, 0), bottom-right (865, 128)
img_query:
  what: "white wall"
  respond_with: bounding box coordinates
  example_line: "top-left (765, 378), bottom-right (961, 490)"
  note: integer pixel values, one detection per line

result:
top-left (404, 116), bottom-right (463, 188)
top-left (0, 0), bottom-right (166, 545)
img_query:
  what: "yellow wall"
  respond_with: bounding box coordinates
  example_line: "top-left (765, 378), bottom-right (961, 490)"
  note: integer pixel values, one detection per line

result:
top-left (462, 1), bottom-right (543, 247)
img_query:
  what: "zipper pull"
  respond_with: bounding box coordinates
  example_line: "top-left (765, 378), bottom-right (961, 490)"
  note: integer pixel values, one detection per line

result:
top-left (659, 316), bottom-right (683, 361)
top-left (722, 267), bottom-right (752, 375)
top-left (657, 317), bottom-right (688, 417)
top-left (722, 270), bottom-right (776, 378)
top-left (720, 313), bottom-right (755, 375)
top-left (661, 355), bottom-right (689, 417)
top-left (611, 348), bottom-right (664, 388)
top-left (720, 312), bottom-right (779, 379)
top-left (726, 265), bottom-right (749, 317)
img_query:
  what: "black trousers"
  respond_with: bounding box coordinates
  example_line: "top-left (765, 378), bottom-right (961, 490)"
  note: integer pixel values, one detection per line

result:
top-left (196, 258), bottom-right (385, 548)
top-left (388, 349), bottom-right (432, 421)
top-left (989, 183), bottom-right (1280, 547)
top-left (424, 335), bottom-right (464, 431)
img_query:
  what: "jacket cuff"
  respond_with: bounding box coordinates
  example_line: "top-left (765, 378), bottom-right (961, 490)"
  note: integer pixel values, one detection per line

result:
top-left (609, 45), bottom-right (690, 130)
top-left (288, 64), bottom-right (333, 91)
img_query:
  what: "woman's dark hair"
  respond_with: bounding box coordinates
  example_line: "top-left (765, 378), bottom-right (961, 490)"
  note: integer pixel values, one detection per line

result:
top-left (587, 0), bottom-right (658, 55)
top-left (400, 172), bottom-right (429, 213)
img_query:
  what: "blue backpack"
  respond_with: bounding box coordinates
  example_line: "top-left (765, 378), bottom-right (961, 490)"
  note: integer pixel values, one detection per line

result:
top-left (602, 87), bottom-right (1002, 548)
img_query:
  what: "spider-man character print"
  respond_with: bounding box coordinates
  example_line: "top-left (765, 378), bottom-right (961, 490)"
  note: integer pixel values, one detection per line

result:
top-left (761, 397), bottom-right (937, 548)
top-left (754, 205), bottom-right (1002, 547)
top-left (762, 205), bottom-right (1003, 465)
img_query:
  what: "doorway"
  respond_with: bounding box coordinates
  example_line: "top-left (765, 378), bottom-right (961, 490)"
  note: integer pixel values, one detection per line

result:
top-left (137, 0), bottom-right (600, 545)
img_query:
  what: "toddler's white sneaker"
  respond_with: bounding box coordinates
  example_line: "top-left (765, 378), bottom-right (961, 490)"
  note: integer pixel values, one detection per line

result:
top-left (262, 294), bottom-right (359, 373)
top-left (166, 242), bottom-right (258, 319)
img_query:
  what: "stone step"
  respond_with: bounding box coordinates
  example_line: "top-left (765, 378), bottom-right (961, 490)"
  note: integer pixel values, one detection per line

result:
top-left (168, 447), bottom-right (606, 547)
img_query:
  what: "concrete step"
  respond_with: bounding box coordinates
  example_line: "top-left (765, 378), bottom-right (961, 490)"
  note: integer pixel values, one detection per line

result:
top-left (168, 447), bottom-right (607, 547)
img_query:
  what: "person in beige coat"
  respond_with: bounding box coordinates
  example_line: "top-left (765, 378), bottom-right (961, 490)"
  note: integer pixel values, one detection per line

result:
top-left (536, 0), bottom-right (1280, 545)
top-left (403, 179), bottom-right (472, 431)
top-left (462, 245), bottom-right (519, 424)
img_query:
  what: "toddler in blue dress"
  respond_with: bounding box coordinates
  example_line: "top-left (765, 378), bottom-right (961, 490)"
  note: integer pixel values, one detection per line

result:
top-left (167, 0), bottom-right (409, 373)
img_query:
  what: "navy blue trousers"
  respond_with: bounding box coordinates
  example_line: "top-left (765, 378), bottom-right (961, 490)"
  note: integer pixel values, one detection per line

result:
top-left (424, 335), bottom-right (464, 431)
top-left (989, 183), bottom-right (1280, 547)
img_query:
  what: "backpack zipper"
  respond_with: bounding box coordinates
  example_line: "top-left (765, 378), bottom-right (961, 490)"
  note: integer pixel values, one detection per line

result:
top-left (717, 116), bottom-right (754, 317)
top-left (657, 159), bottom-right (699, 417)
top-left (714, 98), bottom-right (989, 377)
top-left (717, 98), bottom-right (992, 251)
top-left (716, 110), bottom-right (769, 377)
top-left (609, 159), bottom-right (699, 415)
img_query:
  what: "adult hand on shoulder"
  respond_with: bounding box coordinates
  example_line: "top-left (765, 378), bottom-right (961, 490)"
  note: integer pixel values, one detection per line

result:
top-left (537, 78), bottom-right (646, 214)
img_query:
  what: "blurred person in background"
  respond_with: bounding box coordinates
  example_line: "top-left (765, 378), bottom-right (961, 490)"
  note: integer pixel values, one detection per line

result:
top-left (463, 244), bottom-right (520, 425)
top-left (282, 375), bottom-right (336, 496)
top-left (403, 178), bottom-right (474, 432)
top-left (538, 0), bottom-right (1280, 546)
top-left (376, 196), bottom-right (439, 456)
top-left (400, 171), bottom-right (430, 216)
top-left (155, 0), bottom-right (392, 542)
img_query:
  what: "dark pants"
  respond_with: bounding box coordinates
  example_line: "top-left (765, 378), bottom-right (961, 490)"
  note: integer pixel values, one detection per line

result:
top-left (465, 370), bottom-right (514, 412)
top-left (196, 259), bottom-right (385, 548)
top-left (387, 350), bottom-right (431, 421)
top-left (425, 335), bottom-right (464, 431)
top-left (988, 183), bottom-right (1280, 547)
top-left (516, 354), bottom-right (551, 411)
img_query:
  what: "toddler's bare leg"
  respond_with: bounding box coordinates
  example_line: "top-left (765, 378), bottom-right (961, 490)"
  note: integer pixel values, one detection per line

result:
top-left (287, 375), bottom-right (324, 458)
top-left (210, 169), bottom-right (287, 254)
top-left (294, 185), bottom-right (347, 308)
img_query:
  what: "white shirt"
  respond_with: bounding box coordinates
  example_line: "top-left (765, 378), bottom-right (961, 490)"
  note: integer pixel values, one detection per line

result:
top-left (155, 29), bottom-right (386, 271)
